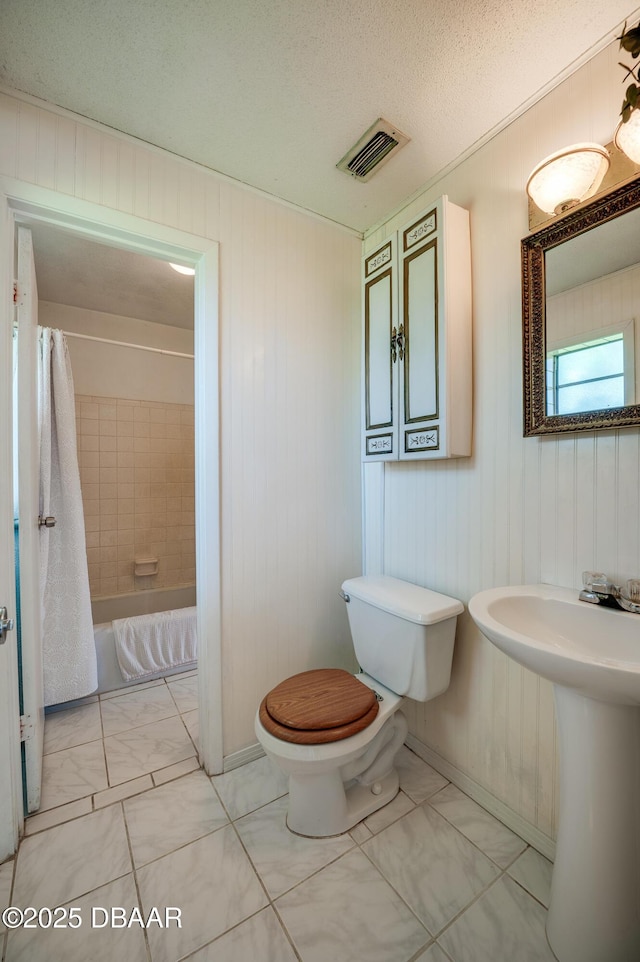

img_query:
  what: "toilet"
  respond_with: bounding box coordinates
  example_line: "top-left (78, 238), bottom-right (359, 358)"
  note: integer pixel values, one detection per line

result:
top-left (255, 574), bottom-right (463, 837)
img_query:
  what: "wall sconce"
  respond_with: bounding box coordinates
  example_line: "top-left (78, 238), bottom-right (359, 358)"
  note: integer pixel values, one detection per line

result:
top-left (615, 110), bottom-right (640, 163)
top-left (526, 143), bottom-right (610, 216)
top-left (526, 22), bottom-right (640, 230)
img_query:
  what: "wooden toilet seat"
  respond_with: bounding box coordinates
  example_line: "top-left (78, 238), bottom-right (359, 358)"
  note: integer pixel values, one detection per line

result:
top-left (259, 668), bottom-right (379, 744)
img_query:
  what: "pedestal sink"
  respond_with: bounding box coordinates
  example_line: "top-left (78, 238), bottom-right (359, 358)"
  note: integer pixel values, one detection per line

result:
top-left (468, 584), bottom-right (640, 962)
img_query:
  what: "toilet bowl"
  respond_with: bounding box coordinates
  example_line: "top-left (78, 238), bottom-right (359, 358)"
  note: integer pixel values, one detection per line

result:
top-left (256, 671), bottom-right (407, 836)
top-left (255, 575), bottom-right (463, 838)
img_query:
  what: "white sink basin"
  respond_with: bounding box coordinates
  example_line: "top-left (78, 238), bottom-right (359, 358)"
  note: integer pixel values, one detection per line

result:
top-left (469, 583), bottom-right (640, 962)
top-left (468, 583), bottom-right (640, 704)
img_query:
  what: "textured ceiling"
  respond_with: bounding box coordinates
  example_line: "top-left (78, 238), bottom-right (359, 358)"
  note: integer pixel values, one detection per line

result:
top-left (1, 0), bottom-right (638, 232)
top-left (26, 222), bottom-right (194, 329)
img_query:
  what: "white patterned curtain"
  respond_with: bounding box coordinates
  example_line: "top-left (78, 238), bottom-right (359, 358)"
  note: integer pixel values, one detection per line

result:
top-left (39, 328), bottom-right (97, 705)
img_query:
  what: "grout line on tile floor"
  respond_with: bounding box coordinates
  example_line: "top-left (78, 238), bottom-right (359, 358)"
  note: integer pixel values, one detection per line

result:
top-left (207, 780), bottom-right (289, 824)
top-left (125, 820), bottom-right (230, 873)
top-left (406, 939), bottom-right (444, 962)
top-left (120, 800), bottom-right (153, 961)
top-left (99, 709), bottom-right (110, 793)
top-left (269, 902), bottom-right (305, 962)
top-left (504, 851), bottom-right (553, 910)
top-left (356, 835), bottom-right (436, 941)
top-left (179, 904), bottom-right (303, 962)
top-left (420, 793), bottom-right (527, 875)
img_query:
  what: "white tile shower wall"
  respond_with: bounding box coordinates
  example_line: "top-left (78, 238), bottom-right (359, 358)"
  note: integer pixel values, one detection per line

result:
top-left (0, 88), bottom-right (362, 756)
top-left (76, 394), bottom-right (195, 598)
top-left (363, 40), bottom-right (640, 841)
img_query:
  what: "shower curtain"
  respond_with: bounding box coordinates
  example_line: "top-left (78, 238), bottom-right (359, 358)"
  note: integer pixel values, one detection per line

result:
top-left (39, 328), bottom-right (97, 705)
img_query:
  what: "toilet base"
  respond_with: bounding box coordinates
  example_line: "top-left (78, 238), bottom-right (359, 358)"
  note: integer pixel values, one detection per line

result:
top-left (282, 709), bottom-right (408, 837)
top-left (287, 767), bottom-right (400, 838)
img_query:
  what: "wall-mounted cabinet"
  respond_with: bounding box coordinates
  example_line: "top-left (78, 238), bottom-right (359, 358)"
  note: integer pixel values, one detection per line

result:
top-left (362, 196), bottom-right (472, 460)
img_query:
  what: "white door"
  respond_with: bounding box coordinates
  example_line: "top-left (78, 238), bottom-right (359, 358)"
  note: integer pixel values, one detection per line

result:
top-left (0, 202), bottom-right (24, 858)
top-left (14, 226), bottom-right (45, 812)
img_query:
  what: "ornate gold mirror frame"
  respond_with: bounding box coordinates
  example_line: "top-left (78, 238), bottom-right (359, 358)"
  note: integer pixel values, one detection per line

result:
top-left (522, 175), bottom-right (640, 436)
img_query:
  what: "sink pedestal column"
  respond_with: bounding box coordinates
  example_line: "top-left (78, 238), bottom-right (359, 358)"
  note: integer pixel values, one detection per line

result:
top-left (547, 686), bottom-right (640, 962)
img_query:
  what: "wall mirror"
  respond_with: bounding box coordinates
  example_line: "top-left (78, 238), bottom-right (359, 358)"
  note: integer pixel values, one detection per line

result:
top-left (522, 177), bottom-right (640, 435)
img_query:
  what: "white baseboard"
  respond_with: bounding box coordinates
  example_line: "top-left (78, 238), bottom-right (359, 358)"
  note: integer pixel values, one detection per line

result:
top-left (405, 734), bottom-right (556, 862)
top-left (223, 742), bottom-right (265, 772)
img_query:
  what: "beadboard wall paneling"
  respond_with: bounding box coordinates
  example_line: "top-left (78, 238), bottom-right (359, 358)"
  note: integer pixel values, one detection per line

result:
top-left (0, 90), bottom-right (362, 757)
top-left (218, 185), bottom-right (362, 752)
top-left (364, 41), bottom-right (636, 842)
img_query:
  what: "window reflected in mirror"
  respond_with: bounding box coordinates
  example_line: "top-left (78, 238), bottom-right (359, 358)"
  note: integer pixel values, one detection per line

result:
top-left (546, 333), bottom-right (628, 415)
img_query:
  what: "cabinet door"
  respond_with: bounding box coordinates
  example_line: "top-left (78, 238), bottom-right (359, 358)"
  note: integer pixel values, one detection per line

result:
top-left (362, 239), bottom-right (398, 461)
top-left (399, 205), bottom-right (442, 458)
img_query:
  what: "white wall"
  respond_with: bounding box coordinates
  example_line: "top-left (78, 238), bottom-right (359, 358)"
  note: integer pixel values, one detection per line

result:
top-left (0, 90), bottom-right (363, 758)
top-left (39, 301), bottom-right (194, 403)
top-left (364, 40), bottom-right (640, 846)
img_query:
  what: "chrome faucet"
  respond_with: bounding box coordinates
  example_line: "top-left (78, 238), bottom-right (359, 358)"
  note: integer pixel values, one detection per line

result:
top-left (579, 571), bottom-right (640, 614)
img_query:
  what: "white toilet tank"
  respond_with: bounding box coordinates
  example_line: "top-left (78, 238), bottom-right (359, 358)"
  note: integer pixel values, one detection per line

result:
top-left (341, 575), bottom-right (464, 701)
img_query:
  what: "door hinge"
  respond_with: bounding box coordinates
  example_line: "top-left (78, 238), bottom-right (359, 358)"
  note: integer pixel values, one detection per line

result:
top-left (0, 606), bottom-right (14, 644)
top-left (19, 714), bottom-right (33, 743)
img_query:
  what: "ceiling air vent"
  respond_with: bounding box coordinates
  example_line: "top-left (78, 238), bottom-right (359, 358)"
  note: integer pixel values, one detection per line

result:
top-left (337, 118), bottom-right (410, 182)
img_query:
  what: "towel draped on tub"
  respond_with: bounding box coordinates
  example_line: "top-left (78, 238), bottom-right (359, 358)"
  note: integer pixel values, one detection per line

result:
top-left (112, 606), bottom-right (198, 681)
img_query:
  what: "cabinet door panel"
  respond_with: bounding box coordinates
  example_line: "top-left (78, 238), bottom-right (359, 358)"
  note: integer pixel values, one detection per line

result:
top-left (403, 240), bottom-right (438, 423)
top-left (365, 269), bottom-right (393, 429)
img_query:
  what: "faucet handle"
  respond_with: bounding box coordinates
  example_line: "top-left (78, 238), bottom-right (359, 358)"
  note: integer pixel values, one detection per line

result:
top-left (617, 579), bottom-right (640, 614)
top-left (624, 579), bottom-right (640, 603)
top-left (582, 571), bottom-right (609, 591)
top-left (579, 571), bottom-right (611, 605)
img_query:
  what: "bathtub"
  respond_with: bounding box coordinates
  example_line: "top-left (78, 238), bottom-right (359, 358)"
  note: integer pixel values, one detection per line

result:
top-left (91, 586), bottom-right (197, 694)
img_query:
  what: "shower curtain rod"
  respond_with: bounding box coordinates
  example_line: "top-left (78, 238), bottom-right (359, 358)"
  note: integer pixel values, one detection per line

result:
top-left (59, 330), bottom-right (194, 360)
top-left (13, 323), bottom-right (194, 359)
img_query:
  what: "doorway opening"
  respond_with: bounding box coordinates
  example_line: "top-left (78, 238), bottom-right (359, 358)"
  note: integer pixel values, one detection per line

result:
top-left (3, 189), bottom-right (221, 849)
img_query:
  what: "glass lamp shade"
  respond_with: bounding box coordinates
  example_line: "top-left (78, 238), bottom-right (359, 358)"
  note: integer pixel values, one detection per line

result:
top-left (526, 143), bottom-right (610, 215)
top-left (614, 109), bottom-right (640, 164)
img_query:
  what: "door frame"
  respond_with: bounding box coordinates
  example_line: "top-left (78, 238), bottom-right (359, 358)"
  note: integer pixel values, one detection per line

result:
top-left (0, 177), bottom-right (223, 855)
top-left (0, 181), bottom-right (22, 856)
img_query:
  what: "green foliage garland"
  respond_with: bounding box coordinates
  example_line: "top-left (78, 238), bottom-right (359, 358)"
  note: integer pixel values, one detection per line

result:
top-left (619, 21), bottom-right (640, 122)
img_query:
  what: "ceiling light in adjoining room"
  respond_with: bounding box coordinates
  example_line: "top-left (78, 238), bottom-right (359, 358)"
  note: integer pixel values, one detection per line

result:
top-left (169, 262), bottom-right (196, 276)
top-left (526, 143), bottom-right (610, 216)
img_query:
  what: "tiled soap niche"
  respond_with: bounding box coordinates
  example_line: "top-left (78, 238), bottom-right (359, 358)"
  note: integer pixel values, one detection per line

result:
top-left (75, 395), bottom-right (195, 599)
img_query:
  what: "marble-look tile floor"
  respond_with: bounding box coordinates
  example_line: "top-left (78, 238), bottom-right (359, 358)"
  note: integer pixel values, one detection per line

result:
top-left (0, 680), bottom-right (556, 962)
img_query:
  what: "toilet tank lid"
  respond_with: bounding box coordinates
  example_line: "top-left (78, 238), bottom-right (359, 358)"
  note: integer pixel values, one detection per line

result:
top-left (341, 576), bottom-right (464, 625)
